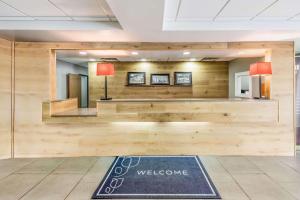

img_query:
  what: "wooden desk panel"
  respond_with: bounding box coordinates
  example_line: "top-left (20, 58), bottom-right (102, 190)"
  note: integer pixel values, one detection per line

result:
top-left (96, 99), bottom-right (278, 123)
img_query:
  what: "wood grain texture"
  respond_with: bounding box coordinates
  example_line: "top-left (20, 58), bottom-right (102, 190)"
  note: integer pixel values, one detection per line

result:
top-left (11, 41), bottom-right (295, 157)
top-left (96, 100), bottom-right (278, 123)
top-left (15, 42), bottom-right (228, 50)
top-left (89, 61), bottom-right (229, 107)
top-left (49, 98), bottom-right (78, 115)
top-left (50, 50), bottom-right (56, 100)
top-left (0, 38), bottom-right (12, 159)
top-left (14, 123), bottom-right (293, 157)
top-left (42, 99), bottom-right (278, 123)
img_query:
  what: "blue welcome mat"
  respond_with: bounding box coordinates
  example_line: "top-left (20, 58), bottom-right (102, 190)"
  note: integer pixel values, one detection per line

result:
top-left (92, 156), bottom-right (221, 199)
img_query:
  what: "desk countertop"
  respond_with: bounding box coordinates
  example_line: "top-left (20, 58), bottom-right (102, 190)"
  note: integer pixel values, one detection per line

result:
top-left (96, 98), bottom-right (274, 103)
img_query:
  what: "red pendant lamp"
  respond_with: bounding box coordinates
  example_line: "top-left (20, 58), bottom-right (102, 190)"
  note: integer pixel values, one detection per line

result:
top-left (96, 63), bottom-right (115, 100)
top-left (249, 62), bottom-right (272, 76)
top-left (249, 62), bottom-right (272, 99)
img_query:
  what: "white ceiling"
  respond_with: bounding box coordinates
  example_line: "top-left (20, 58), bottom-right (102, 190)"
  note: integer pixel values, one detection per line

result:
top-left (163, 0), bottom-right (300, 30)
top-left (56, 49), bottom-right (266, 67)
top-left (0, 0), bottom-right (116, 21)
top-left (165, 0), bottom-right (300, 22)
top-left (0, 0), bottom-right (300, 52)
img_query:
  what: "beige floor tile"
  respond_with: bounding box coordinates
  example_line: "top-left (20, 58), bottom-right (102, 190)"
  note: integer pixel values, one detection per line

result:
top-left (65, 180), bottom-right (100, 200)
top-left (217, 156), bottom-right (262, 174)
top-left (278, 156), bottom-right (300, 173)
top-left (0, 173), bottom-right (47, 200)
top-left (278, 182), bottom-right (300, 200)
top-left (53, 157), bottom-right (98, 174)
top-left (65, 157), bottom-right (114, 199)
top-left (0, 155), bottom-right (299, 200)
top-left (21, 173), bottom-right (83, 200)
top-left (248, 157), bottom-right (300, 183)
top-left (0, 158), bottom-right (33, 179)
top-left (200, 156), bottom-right (233, 182)
top-left (82, 157), bottom-right (114, 183)
top-left (232, 173), bottom-right (295, 200)
top-left (16, 158), bottom-right (65, 174)
top-left (214, 179), bottom-right (250, 200)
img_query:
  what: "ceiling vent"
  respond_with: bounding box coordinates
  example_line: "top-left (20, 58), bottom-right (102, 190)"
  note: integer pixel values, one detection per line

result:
top-left (200, 57), bottom-right (219, 61)
top-left (100, 58), bottom-right (119, 62)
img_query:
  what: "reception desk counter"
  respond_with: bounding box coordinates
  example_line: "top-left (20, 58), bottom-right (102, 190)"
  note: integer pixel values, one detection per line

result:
top-left (43, 98), bottom-right (278, 124)
top-left (39, 98), bottom-right (292, 156)
top-left (96, 98), bottom-right (278, 123)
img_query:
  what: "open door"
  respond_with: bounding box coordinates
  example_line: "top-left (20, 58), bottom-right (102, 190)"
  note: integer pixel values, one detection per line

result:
top-left (67, 74), bottom-right (81, 107)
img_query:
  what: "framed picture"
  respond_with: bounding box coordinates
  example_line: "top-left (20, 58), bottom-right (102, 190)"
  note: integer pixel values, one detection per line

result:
top-left (174, 72), bottom-right (192, 85)
top-left (127, 72), bottom-right (146, 85)
top-left (151, 74), bottom-right (170, 85)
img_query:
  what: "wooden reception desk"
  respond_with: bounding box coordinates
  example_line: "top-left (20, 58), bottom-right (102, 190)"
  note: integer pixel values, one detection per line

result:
top-left (43, 98), bottom-right (278, 123)
top-left (40, 98), bottom-right (289, 156)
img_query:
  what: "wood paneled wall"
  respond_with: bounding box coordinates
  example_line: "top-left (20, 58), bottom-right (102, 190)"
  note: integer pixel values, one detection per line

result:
top-left (8, 41), bottom-right (296, 157)
top-left (88, 61), bottom-right (228, 107)
top-left (0, 38), bottom-right (12, 158)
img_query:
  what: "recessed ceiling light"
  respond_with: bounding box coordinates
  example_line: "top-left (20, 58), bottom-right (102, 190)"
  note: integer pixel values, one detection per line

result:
top-left (183, 51), bottom-right (191, 55)
top-left (79, 51), bottom-right (87, 55)
top-left (141, 58), bottom-right (147, 62)
top-left (89, 58), bottom-right (96, 61)
top-left (131, 52), bottom-right (138, 55)
top-left (190, 58), bottom-right (196, 61)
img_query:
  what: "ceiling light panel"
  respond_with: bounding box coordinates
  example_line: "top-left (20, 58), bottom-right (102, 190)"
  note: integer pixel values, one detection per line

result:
top-left (164, 0), bottom-right (181, 21)
top-left (255, 0), bottom-right (300, 20)
top-left (98, 0), bottom-right (116, 18)
top-left (2, 0), bottom-right (65, 16)
top-left (51, 0), bottom-right (108, 17)
top-left (177, 0), bottom-right (228, 21)
top-left (0, 1), bottom-right (25, 16)
top-left (216, 0), bottom-right (275, 21)
top-left (290, 14), bottom-right (300, 21)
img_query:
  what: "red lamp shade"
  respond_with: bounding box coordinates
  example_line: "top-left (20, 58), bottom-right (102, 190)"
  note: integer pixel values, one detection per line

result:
top-left (96, 63), bottom-right (115, 76)
top-left (249, 62), bottom-right (272, 76)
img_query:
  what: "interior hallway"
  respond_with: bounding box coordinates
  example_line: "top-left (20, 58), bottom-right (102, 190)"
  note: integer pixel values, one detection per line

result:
top-left (0, 154), bottom-right (299, 200)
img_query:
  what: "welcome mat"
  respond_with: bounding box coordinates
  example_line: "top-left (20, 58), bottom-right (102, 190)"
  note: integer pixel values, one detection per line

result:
top-left (92, 156), bottom-right (221, 199)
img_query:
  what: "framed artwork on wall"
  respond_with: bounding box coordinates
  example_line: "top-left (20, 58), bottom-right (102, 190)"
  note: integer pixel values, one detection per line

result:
top-left (127, 72), bottom-right (146, 85)
top-left (150, 74), bottom-right (170, 85)
top-left (174, 72), bottom-right (192, 85)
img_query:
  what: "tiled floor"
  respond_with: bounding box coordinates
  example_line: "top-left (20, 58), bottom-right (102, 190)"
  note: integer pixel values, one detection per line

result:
top-left (0, 154), bottom-right (299, 200)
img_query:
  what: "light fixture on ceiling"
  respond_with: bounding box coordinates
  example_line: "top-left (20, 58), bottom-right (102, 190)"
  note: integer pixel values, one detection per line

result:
top-left (89, 58), bottom-right (96, 61)
top-left (183, 51), bottom-right (191, 55)
top-left (190, 58), bottom-right (196, 61)
top-left (131, 51), bottom-right (139, 55)
top-left (141, 58), bottom-right (147, 62)
top-left (79, 51), bottom-right (87, 55)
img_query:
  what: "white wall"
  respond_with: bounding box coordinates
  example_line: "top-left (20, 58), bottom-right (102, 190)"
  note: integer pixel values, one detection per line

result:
top-left (228, 57), bottom-right (263, 98)
top-left (56, 60), bottom-right (88, 100)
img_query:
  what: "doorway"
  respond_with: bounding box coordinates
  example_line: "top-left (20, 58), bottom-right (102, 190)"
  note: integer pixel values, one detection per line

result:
top-left (67, 74), bottom-right (89, 108)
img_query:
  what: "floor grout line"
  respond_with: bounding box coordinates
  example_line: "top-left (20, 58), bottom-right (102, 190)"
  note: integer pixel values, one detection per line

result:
top-left (0, 159), bottom-right (36, 181)
top-left (216, 156), bottom-right (252, 200)
top-left (0, 155), bottom-right (299, 200)
top-left (246, 157), bottom-right (298, 200)
top-left (276, 156), bottom-right (300, 175)
top-left (17, 158), bottom-right (66, 200)
top-left (63, 157), bottom-right (99, 200)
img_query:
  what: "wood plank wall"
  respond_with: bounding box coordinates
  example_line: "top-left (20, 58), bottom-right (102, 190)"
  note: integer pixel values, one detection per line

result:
top-left (88, 61), bottom-right (228, 107)
top-left (7, 41), bottom-right (296, 157)
top-left (0, 38), bottom-right (12, 158)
